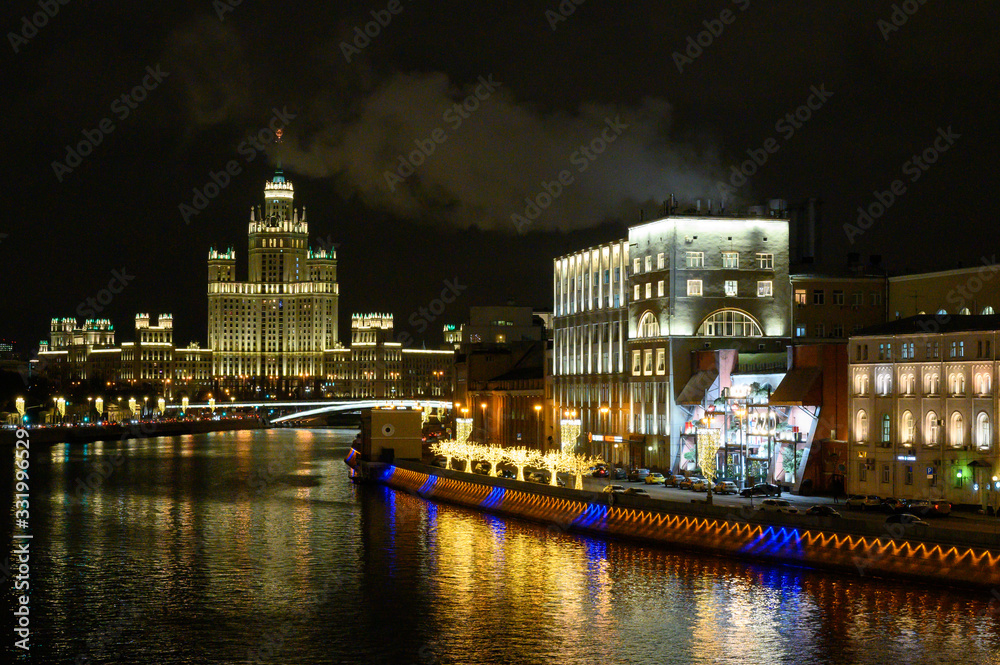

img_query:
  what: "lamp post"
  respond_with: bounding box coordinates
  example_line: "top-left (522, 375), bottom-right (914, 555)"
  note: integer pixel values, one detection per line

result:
top-left (534, 403), bottom-right (542, 451)
top-left (480, 401), bottom-right (488, 443)
top-left (600, 405), bottom-right (610, 467)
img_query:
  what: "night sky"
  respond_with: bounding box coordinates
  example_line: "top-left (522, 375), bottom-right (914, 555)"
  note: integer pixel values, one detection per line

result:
top-left (4, 0), bottom-right (996, 351)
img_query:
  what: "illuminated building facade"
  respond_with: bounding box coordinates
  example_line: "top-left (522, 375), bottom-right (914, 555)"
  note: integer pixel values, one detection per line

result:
top-left (322, 314), bottom-right (453, 400)
top-left (208, 169), bottom-right (339, 387)
top-left (848, 315), bottom-right (1000, 509)
top-left (553, 212), bottom-right (792, 469)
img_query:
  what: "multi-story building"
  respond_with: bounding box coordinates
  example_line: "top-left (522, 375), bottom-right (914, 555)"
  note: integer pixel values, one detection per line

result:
top-left (37, 314), bottom-right (213, 398)
top-left (889, 265), bottom-right (1000, 319)
top-left (791, 273), bottom-right (887, 341)
top-left (553, 212), bottom-right (792, 469)
top-left (848, 315), bottom-right (1000, 508)
top-left (322, 314), bottom-right (452, 400)
top-left (208, 169), bottom-right (339, 388)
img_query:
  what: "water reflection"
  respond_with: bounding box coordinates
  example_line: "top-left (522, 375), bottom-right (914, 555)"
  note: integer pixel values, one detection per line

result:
top-left (4, 428), bottom-right (1000, 665)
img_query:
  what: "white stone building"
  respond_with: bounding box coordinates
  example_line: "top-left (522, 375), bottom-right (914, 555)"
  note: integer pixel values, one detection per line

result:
top-left (848, 315), bottom-right (1000, 507)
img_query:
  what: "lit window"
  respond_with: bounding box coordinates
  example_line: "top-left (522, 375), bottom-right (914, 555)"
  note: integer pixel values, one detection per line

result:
top-left (633, 258), bottom-right (641, 274)
top-left (756, 253), bottom-right (773, 269)
top-left (757, 281), bottom-right (772, 297)
top-left (687, 280), bottom-right (702, 296)
top-left (645, 256), bottom-right (652, 271)
top-left (725, 280), bottom-right (738, 297)
top-left (794, 289), bottom-right (806, 305)
top-left (657, 253), bottom-right (665, 269)
top-left (643, 350), bottom-right (653, 375)
top-left (697, 309), bottom-right (763, 337)
top-left (637, 311), bottom-right (660, 338)
top-left (632, 351), bottom-right (641, 375)
top-left (686, 252), bottom-right (704, 268)
top-left (795, 324), bottom-right (806, 337)
top-left (633, 285), bottom-right (640, 301)
top-left (656, 349), bottom-right (665, 375)
top-left (722, 252), bottom-right (739, 268)
top-left (657, 280), bottom-right (665, 297)
top-left (855, 410), bottom-right (868, 443)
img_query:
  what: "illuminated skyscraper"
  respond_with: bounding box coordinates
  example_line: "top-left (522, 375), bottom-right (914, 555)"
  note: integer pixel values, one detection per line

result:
top-left (207, 170), bottom-right (339, 384)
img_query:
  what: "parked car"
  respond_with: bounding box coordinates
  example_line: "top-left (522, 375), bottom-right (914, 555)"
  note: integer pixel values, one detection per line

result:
top-left (758, 499), bottom-right (799, 514)
top-left (691, 479), bottom-right (711, 492)
top-left (885, 513), bottom-right (928, 527)
top-left (880, 497), bottom-right (907, 513)
top-left (645, 472), bottom-right (666, 485)
top-left (623, 487), bottom-right (649, 496)
top-left (845, 494), bottom-right (882, 510)
top-left (739, 483), bottom-right (781, 498)
top-left (905, 499), bottom-right (952, 517)
top-left (663, 474), bottom-right (681, 487)
top-left (602, 484), bottom-right (626, 494)
top-left (805, 505), bottom-right (842, 518)
top-left (473, 462), bottom-right (491, 475)
top-left (677, 476), bottom-right (701, 491)
top-left (592, 465), bottom-right (609, 478)
top-left (713, 481), bottom-right (739, 495)
top-left (497, 469), bottom-right (516, 479)
top-left (431, 455), bottom-right (448, 468)
top-left (628, 468), bottom-right (651, 482)
top-left (526, 472), bottom-right (565, 487)
top-left (613, 468), bottom-right (627, 480)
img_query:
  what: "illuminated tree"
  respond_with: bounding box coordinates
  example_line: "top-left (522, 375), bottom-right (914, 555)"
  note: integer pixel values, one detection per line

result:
top-left (479, 444), bottom-right (507, 477)
top-left (450, 441), bottom-right (480, 472)
top-left (540, 450), bottom-right (572, 487)
top-left (698, 429), bottom-right (721, 501)
top-left (430, 440), bottom-right (459, 470)
top-left (565, 453), bottom-right (605, 490)
top-left (504, 447), bottom-right (542, 482)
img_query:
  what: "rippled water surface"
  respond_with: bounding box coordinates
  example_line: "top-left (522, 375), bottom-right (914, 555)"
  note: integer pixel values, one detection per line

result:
top-left (4, 428), bottom-right (1000, 664)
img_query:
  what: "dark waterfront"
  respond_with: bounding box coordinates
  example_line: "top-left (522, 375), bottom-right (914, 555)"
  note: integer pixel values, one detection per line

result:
top-left (5, 428), bottom-right (1000, 664)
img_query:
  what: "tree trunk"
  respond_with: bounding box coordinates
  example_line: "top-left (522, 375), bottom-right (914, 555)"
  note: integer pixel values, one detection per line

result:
top-left (516, 465), bottom-right (525, 482)
top-left (574, 473), bottom-right (583, 490)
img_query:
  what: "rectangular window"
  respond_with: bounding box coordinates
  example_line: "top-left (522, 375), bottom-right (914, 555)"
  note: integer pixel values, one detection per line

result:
top-left (796, 324), bottom-right (807, 337)
top-left (725, 280), bottom-right (738, 297)
top-left (852, 292), bottom-right (863, 306)
top-left (812, 290), bottom-right (825, 305)
top-left (645, 255), bottom-right (652, 271)
top-left (632, 350), bottom-right (641, 375)
top-left (881, 464), bottom-right (890, 484)
top-left (686, 251), bottom-right (704, 268)
top-left (756, 253), bottom-right (774, 269)
top-left (687, 280), bottom-right (702, 296)
top-left (814, 324), bottom-right (825, 338)
top-left (633, 258), bottom-right (641, 274)
top-left (657, 280), bottom-right (665, 297)
top-left (833, 290), bottom-right (844, 305)
top-left (757, 281), bottom-right (773, 297)
top-left (634, 285), bottom-right (640, 301)
top-left (794, 289), bottom-right (807, 305)
top-left (832, 323), bottom-right (844, 338)
top-left (643, 349), bottom-right (653, 375)
top-left (858, 462), bottom-right (867, 483)
top-left (722, 252), bottom-right (739, 268)
top-left (645, 282), bottom-right (652, 299)
top-left (871, 292), bottom-right (882, 306)
top-left (656, 349), bottom-right (665, 375)
top-left (657, 253), bottom-right (665, 269)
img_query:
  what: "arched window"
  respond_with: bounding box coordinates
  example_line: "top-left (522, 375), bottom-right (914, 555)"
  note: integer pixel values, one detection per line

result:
top-left (924, 372), bottom-right (939, 395)
top-left (959, 307), bottom-right (971, 315)
top-left (877, 373), bottom-right (892, 396)
top-left (697, 309), bottom-right (763, 337)
top-left (925, 411), bottom-right (940, 445)
top-left (881, 413), bottom-right (891, 444)
top-left (855, 373), bottom-right (869, 396)
top-left (950, 412), bottom-right (964, 447)
top-left (976, 412), bottom-right (991, 450)
top-left (901, 410), bottom-right (915, 445)
top-left (982, 306), bottom-right (995, 315)
top-left (855, 410), bottom-right (868, 443)
top-left (637, 311), bottom-right (660, 338)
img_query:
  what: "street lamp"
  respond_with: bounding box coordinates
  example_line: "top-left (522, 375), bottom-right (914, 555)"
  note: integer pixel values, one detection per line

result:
top-left (534, 404), bottom-right (542, 451)
top-left (480, 401), bottom-right (488, 441)
top-left (600, 405), bottom-right (610, 464)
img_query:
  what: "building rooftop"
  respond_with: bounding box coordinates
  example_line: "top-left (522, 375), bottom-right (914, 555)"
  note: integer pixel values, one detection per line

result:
top-left (855, 315), bottom-right (1000, 337)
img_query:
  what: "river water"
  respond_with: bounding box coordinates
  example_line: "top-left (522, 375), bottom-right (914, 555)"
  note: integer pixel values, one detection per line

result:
top-left (4, 428), bottom-right (1000, 664)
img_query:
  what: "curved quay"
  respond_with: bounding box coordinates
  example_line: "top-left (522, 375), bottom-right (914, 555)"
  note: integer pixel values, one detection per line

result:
top-left (350, 455), bottom-right (1000, 589)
